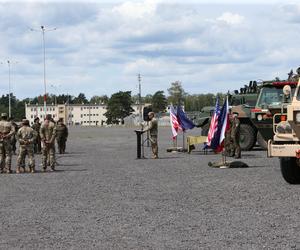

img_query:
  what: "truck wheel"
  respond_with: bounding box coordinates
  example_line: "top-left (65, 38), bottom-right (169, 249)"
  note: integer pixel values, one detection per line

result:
top-left (201, 124), bottom-right (209, 136)
top-left (239, 124), bottom-right (256, 151)
top-left (280, 157), bottom-right (300, 184)
top-left (257, 132), bottom-right (267, 150)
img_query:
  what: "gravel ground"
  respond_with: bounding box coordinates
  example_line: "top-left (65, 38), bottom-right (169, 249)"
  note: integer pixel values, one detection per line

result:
top-left (0, 126), bottom-right (299, 250)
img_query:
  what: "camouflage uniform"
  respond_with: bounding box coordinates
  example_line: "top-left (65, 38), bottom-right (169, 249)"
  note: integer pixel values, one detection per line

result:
top-left (56, 121), bottom-right (68, 154)
top-left (40, 118), bottom-right (57, 171)
top-left (32, 119), bottom-right (41, 154)
top-left (143, 113), bottom-right (158, 158)
top-left (0, 114), bottom-right (15, 173)
top-left (16, 121), bottom-right (37, 173)
top-left (231, 115), bottom-right (241, 159)
top-left (9, 120), bottom-right (18, 155)
top-left (224, 122), bottom-right (234, 157)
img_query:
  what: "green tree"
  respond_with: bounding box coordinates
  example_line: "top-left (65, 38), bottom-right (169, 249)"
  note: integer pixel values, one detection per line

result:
top-left (90, 95), bottom-right (109, 105)
top-left (73, 93), bottom-right (88, 104)
top-left (167, 81), bottom-right (187, 106)
top-left (104, 91), bottom-right (134, 124)
top-left (151, 91), bottom-right (167, 113)
top-left (143, 94), bottom-right (153, 104)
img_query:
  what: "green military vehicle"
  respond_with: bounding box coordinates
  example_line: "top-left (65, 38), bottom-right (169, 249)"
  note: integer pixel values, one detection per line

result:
top-left (197, 81), bottom-right (260, 151)
top-left (251, 71), bottom-right (299, 149)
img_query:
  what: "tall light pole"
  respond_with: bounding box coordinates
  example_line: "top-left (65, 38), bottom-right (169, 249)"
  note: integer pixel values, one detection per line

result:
top-left (30, 25), bottom-right (57, 116)
top-left (1, 60), bottom-right (18, 118)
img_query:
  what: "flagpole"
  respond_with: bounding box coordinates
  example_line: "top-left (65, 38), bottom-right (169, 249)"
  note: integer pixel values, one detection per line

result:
top-left (182, 130), bottom-right (185, 151)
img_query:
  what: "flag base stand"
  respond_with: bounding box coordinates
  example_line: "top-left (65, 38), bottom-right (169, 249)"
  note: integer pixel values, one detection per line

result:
top-left (208, 160), bottom-right (249, 168)
top-left (208, 150), bottom-right (248, 168)
top-left (166, 147), bottom-right (187, 153)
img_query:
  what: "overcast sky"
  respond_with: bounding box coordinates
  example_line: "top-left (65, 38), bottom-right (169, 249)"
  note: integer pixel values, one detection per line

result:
top-left (0, 0), bottom-right (299, 99)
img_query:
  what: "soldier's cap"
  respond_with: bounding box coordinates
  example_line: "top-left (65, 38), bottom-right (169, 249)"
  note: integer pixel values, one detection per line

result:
top-left (233, 112), bottom-right (239, 115)
top-left (1, 113), bottom-right (7, 117)
top-left (34, 117), bottom-right (40, 121)
top-left (45, 114), bottom-right (52, 120)
top-left (58, 118), bottom-right (63, 122)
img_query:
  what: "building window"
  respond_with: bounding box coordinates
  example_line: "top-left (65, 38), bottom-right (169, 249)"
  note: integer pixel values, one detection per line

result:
top-left (31, 115), bottom-right (33, 118)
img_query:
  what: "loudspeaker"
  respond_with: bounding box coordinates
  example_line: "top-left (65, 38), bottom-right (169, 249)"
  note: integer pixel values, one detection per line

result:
top-left (143, 106), bottom-right (152, 121)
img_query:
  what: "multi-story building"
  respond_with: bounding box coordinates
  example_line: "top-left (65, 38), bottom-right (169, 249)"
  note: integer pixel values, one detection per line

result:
top-left (25, 103), bottom-right (149, 126)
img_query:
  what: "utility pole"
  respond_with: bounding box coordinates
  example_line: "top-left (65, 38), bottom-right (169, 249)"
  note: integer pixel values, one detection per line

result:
top-left (138, 73), bottom-right (142, 123)
top-left (1, 60), bottom-right (17, 118)
top-left (30, 25), bottom-right (57, 116)
top-left (8, 60), bottom-right (11, 118)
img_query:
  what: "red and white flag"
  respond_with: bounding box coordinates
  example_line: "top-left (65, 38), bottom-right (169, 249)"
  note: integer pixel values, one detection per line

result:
top-left (170, 105), bottom-right (182, 138)
top-left (206, 98), bottom-right (220, 147)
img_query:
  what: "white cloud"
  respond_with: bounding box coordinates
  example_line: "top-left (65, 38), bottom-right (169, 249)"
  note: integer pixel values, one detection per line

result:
top-left (112, 0), bottom-right (158, 19)
top-left (216, 12), bottom-right (245, 25)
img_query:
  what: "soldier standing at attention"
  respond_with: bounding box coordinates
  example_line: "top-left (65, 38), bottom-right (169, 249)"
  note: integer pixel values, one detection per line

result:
top-left (16, 119), bottom-right (37, 173)
top-left (0, 113), bottom-right (15, 173)
top-left (40, 114), bottom-right (57, 171)
top-left (143, 112), bottom-right (158, 159)
top-left (56, 118), bottom-right (68, 154)
top-left (8, 117), bottom-right (18, 155)
top-left (32, 117), bottom-right (41, 154)
top-left (231, 112), bottom-right (241, 159)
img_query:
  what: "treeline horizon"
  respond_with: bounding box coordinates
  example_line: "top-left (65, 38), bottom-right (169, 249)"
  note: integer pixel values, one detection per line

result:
top-left (0, 81), bottom-right (226, 121)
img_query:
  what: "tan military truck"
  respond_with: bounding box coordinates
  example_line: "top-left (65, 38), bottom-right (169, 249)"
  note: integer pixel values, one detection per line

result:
top-left (267, 81), bottom-right (300, 184)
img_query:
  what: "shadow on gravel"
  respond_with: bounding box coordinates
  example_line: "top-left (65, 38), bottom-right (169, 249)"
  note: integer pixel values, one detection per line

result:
top-left (56, 163), bottom-right (81, 167)
top-left (249, 148), bottom-right (266, 152)
top-left (139, 156), bottom-right (184, 160)
top-left (242, 154), bottom-right (264, 158)
top-left (247, 165), bottom-right (270, 168)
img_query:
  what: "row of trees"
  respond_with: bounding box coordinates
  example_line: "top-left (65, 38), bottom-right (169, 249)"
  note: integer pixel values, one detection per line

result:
top-left (0, 81), bottom-right (224, 122)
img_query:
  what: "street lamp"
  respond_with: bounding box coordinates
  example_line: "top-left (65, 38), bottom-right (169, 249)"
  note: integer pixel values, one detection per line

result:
top-left (30, 25), bottom-right (57, 116)
top-left (1, 60), bottom-right (18, 118)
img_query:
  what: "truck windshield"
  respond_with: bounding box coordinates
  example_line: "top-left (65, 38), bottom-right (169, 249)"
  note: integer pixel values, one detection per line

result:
top-left (256, 86), bottom-right (295, 108)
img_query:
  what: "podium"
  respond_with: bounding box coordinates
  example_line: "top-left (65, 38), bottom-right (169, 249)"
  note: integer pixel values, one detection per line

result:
top-left (134, 130), bottom-right (146, 159)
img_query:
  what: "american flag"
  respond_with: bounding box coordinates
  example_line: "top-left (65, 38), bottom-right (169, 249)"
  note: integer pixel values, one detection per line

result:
top-left (206, 98), bottom-right (220, 147)
top-left (170, 105), bottom-right (182, 138)
top-left (210, 97), bottom-right (230, 152)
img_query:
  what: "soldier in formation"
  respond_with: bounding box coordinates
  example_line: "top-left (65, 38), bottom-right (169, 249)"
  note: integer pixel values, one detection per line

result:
top-left (40, 114), bottom-right (57, 171)
top-left (56, 118), bottom-right (68, 154)
top-left (32, 117), bottom-right (41, 154)
top-left (16, 119), bottom-right (36, 173)
top-left (142, 112), bottom-right (158, 159)
top-left (0, 113), bottom-right (70, 174)
top-left (225, 111), bottom-right (241, 159)
top-left (0, 113), bottom-right (15, 173)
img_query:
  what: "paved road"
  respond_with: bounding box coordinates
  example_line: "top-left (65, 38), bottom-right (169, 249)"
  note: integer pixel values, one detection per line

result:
top-left (0, 127), bottom-right (299, 249)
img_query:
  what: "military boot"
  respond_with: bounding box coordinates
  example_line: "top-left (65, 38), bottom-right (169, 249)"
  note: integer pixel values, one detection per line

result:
top-left (30, 167), bottom-right (35, 173)
top-left (16, 167), bottom-right (21, 174)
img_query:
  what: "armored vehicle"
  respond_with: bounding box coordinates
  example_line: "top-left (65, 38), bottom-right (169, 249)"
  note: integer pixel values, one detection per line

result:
top-left (198, 81), bottom-right (260, 151)
top-left (267, 80), bottom-right (300, 184)
top-left (251, 74), bottom-right (299, 149)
